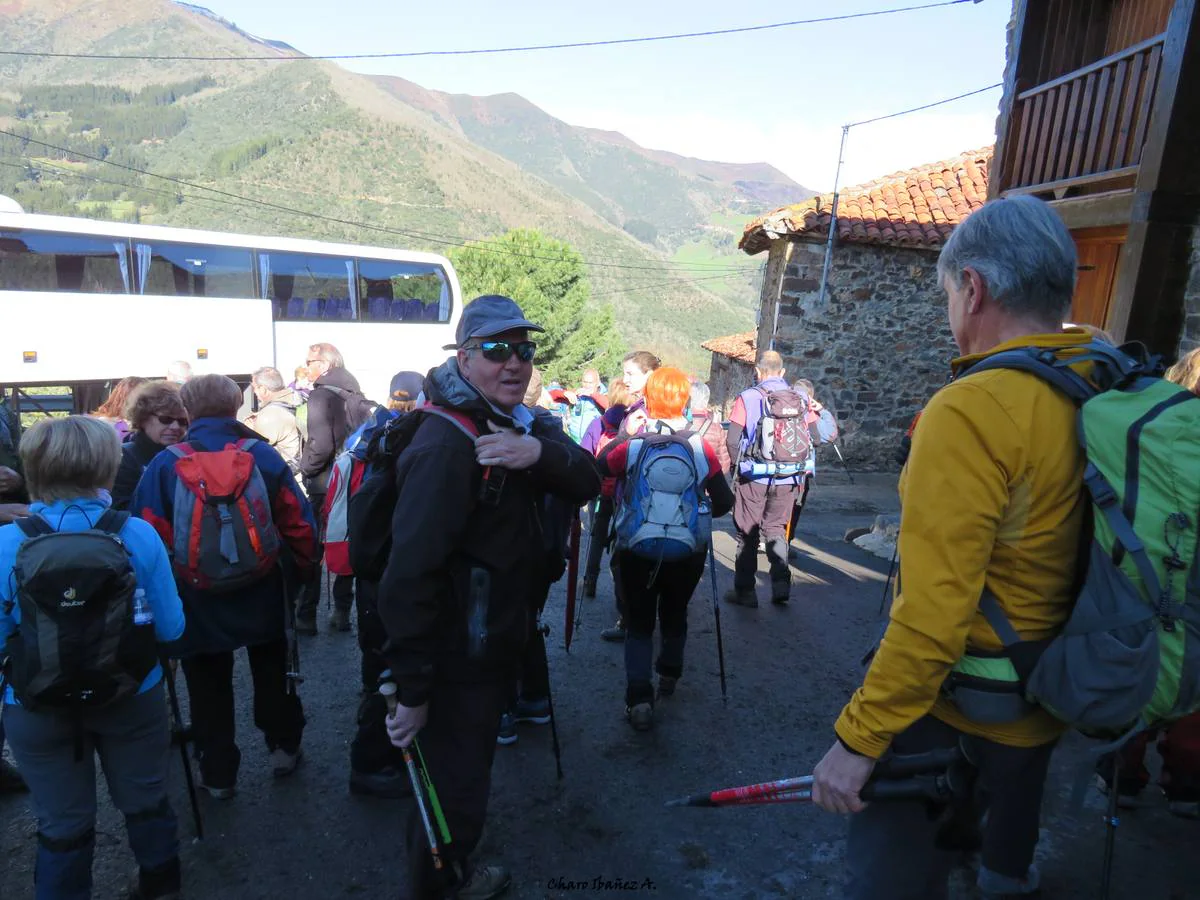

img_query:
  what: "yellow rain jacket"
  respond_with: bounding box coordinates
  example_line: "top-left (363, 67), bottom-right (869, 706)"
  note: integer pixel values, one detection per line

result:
top-left (835, 329), bottom-right (1096, 757)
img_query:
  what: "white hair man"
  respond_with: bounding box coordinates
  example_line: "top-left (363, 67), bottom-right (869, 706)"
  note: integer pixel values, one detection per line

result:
top-left (246, 367), bottom-right (303, 477)
top-left (811, 196), bottom-right (1088, 899)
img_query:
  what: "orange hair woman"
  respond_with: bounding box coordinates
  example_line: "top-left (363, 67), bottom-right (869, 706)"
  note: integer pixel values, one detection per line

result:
top-left (597, 366), bottom-right (734, 732)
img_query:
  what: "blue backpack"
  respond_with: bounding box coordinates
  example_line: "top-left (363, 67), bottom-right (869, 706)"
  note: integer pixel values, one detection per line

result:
top-left (615, 427), bottom-right (709, 562)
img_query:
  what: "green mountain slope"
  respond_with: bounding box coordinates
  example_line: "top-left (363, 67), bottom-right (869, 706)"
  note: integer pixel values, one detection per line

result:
top-left (0, 0), bottom-right (771, 370)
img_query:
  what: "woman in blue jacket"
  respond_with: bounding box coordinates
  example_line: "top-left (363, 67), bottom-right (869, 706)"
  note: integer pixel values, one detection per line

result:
top-left (0, 415), bottom-right (186, 900)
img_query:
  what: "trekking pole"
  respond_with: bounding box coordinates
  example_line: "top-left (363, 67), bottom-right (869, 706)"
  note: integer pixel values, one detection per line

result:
top-left (161, 657), bottom-right (203, 841)
top-left (666, 746), bottom-right (965, 809)
top-left (380, 683), bottom-right (449, 875)
top-left (831, 442), bottom-right (854, 484)
top-left (707, 539), bottom-right (728, 705)
top-left (412, 738), bottom-right (466, 884)
top-left (878, 540), bottom-right (899, 617)
top-left (537, 620), bottom-right (564, 781)
top-left (281, 567), bottom-right (304, 695)
top-left (1100, 753), bottom-right (1121, 900)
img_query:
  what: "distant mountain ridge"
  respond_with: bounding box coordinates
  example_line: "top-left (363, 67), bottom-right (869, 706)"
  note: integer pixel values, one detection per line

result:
top-left (0, 0), bottom-right (801, 368)
top-left (368, 75), bottom-right (814, 250)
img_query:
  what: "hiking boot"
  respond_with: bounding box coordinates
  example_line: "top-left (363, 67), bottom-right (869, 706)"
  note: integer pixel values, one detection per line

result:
top-left (657, 676), bottom-right (678, 699)
top-left (270, 747), bottom-right (302, 778)
top-left (626, 702), bottom-right (654, 732)
top-left (1167, 798), bottom-right (1200, 819)
top-left (513, 697), bottom-right (551, 725)
top-left (456, 864), bottom-right (512, 900)
top-left (771, 584), bottom-right (791, 604)
top-left (349, 766), bottom-right (413, 799)
top-left (601, 619), bottom-right (626, 642)
top-left (582, 577), bottom-right (597, 599)
top-left (0, 759), bottom-right (28, 794)
top-left (295, 615), bottom-right (317, 637)
top-left (329, 606), bottom-right (352, 632)
top-left (199, 780), bottom-right (236, 801)
top-left (127, 857), bottom-right (181, 900)
top-left (496, 713), bottom-right (518, 746)
top-left (1095, 774), bottom-right (1141, 809)
top-left (724, 588), bottom-right (759, 608)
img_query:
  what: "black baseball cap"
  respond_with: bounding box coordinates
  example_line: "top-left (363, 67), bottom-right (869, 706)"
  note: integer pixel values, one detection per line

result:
top-left (443, 294), bottom-right (544, 350)
top-left (389, 371), bottom-right (424, 402)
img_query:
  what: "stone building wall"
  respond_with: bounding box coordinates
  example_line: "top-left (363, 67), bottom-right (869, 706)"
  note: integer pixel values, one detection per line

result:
top-left (706, 353), bottom-right (755, 420)
top-left (769, 239), bottom-right (958, 470)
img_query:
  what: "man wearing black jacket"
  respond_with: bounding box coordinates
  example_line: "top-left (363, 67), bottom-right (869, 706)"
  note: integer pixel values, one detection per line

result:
top-left (298, 342), bottom-right (361, 633)
top-left (379, 296), bottom-right (601, 900)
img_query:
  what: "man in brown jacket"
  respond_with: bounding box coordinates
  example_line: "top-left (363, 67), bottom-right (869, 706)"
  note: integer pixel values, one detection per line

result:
top-left (246, 367), bottom-right (304, 477)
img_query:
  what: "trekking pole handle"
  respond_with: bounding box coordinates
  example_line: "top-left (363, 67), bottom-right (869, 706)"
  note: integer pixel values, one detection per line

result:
top-left (873, 747), bottom-right (962, 780)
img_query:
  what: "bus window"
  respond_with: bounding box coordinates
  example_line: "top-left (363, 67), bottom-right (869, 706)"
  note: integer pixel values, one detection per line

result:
top-left (135, 242), bottom-right (255, 298)
top-left (0, 230), bottom-right (130, 293)
top-left (358, 259), bottom-right (450, 323)
top-left (260, 251), bottom-right (357, 321)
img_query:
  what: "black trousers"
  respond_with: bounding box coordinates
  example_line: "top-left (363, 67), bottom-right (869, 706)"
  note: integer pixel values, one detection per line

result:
top-left (405, 678), bottom-right (510, 900)
top-left (350, 579), bottom-right (403, 775)
top-left (514, 573), bottom-right (554, 704)
top-left (295, 495), bottom-right (353, 621)
top-left (845, 715), bottom-right (1055, 899)
top-left (181, 639), bottom-right (306, 788)
top-left (617, 551), bottom-right (706, 706)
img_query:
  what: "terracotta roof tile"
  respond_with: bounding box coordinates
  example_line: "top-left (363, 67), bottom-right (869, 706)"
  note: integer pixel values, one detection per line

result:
top-left (700, 331), bottom-right (757, 365)
top-left (739, 146), bottom-right (993, 255)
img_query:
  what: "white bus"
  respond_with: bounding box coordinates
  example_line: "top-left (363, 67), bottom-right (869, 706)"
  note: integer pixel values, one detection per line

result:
top-left (0, 209), bottom-right (462, 409)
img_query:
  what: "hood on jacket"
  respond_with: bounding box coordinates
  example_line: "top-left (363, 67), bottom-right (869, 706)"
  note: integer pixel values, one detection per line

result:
top-left (313, 366), bottom-right (362, 394)
top-left (425, 358), bottom-right (524, 430)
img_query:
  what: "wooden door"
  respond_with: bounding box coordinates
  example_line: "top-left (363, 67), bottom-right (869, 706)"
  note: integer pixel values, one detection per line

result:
top-left (1071, 226), bottom-right (1127, 329)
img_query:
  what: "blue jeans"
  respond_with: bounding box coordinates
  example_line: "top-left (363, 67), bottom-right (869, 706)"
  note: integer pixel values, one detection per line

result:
top-left (5, 685), bottom-right (179, 900)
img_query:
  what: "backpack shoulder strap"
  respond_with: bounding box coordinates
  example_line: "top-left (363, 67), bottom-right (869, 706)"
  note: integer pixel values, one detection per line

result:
top-left (94, 509), bottom-right (131, 535)
top-left (15, 515), bottom-right (54, 539)
top-left (233, 438), bottom-right (260, 452)
top-left (420, 405), bottom-right (480, 441)
top-left (685, 433), bottom-right (710, 481)
top-left (962, 348), bottom-right (1098, 406)
top-left (979, 590), bottom-right (1023, 648)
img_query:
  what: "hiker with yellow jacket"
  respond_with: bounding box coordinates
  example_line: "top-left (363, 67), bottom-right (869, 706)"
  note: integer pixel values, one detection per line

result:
top-left (811, 196), bottom-right (1092, 899)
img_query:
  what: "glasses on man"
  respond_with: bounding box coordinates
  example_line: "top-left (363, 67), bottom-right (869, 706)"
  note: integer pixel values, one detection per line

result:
top-left (155, 415), bottom-right (188, 427)
top-left (473, 340), bottom-right (537, 363)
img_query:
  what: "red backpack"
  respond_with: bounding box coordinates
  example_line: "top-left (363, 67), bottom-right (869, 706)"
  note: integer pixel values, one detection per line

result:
top-left (322, 453), bottom-right (368, 576)
top-left (166, 439), bottom-right (282, 592)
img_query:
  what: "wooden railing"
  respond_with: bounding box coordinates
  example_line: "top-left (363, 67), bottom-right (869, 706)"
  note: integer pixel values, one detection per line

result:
top-left (1003, 34), bottom-right (1165, 194)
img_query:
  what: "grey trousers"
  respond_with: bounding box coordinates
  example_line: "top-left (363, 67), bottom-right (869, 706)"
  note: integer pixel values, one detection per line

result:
top-left (846, 715), bottom-right (1052, 900)
top-left (5, 684), bottom-right (179, 898)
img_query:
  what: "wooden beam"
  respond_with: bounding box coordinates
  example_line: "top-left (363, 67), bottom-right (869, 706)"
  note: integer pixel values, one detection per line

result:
top-left (1048, 191), bottom-right (1136, 229)
top-left (1003, 165), bottom-right (1140, 197)
top-left (1108, 0), bottom-right (1200, 354)
top-left (989, 0), bottom-right (1033, 200)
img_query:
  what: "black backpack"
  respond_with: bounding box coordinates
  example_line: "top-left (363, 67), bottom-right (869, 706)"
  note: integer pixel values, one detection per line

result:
top-left (347, 406), bottom-right (480, 582)
top-left (322, 384), bottom-right (382, 436)
top-left (3, 510), bottom-right (157, 713)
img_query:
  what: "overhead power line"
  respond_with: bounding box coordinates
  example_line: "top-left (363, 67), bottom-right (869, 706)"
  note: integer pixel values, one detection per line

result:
top-left (845, 81), bottom-right (1002, 128)
top-left (0, 155), bottom-right (756, 302)
top-left (0, 129), bottom-right (754, 275)
top-left (0, 2), bottom-right (976, 62)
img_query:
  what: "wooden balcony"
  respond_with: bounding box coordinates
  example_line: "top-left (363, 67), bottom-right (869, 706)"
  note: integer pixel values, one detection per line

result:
top-left (1000, 33), bottom-right (1165, 196)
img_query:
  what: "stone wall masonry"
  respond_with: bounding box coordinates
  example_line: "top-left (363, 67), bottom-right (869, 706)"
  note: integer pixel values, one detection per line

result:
top-left (770, 239), bottom-right (958, 470)
top-left (706, 353), bottom-right (755, 420)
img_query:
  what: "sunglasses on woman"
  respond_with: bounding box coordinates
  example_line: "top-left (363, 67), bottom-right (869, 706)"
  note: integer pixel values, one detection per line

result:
top-left (474, 340), bottom-right (537, 363)
top-left (156, 415), bottom-right (188, 427)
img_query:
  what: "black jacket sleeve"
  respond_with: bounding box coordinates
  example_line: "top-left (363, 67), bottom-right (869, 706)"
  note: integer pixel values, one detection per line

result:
top-left (111, 448), bottom-right (141, 512)
top-left (299, 386), bottom-right (337, 479)
top-left (705, 472), bottom-right (734, 519)
top-left (725, 422), bottom-right (743, 473)
top-left (377, 436), bottom-right (477, 708)
top-left (527, 422), bottom-right (603, 505)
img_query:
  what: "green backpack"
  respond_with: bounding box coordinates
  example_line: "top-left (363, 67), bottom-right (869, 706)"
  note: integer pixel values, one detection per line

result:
top-left (945, 341), bottom-right (1200, 734)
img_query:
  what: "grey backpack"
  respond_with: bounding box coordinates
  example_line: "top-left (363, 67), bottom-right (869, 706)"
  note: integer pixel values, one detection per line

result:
top-left (3, 511), bottom-right (157, 712)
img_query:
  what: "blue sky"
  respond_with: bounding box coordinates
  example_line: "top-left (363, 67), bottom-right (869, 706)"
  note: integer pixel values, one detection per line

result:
top-left (198, 0), bottom-right (1013, 191)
